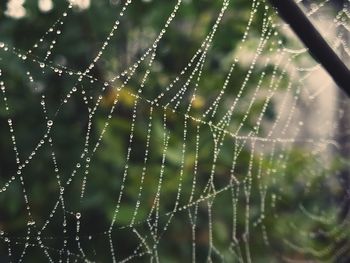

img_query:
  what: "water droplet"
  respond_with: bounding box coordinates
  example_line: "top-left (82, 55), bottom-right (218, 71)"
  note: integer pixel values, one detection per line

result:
top-left (27, 220), bottom-right (35, 226)
top-left (47, 120), bottom-right (53, 127)
top-left (76, 212), bottom-right (81, 219)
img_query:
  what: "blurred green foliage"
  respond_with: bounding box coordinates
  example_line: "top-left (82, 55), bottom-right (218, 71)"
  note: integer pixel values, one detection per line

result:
top-left (0, 0), bottom-right (346, 262)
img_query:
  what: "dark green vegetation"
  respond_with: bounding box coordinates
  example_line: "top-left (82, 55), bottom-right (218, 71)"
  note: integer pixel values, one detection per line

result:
top-left (0, 0), bottom-right (349, 262)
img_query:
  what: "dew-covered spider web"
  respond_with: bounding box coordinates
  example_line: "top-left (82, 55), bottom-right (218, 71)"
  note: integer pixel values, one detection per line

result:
top-left (0, 0), bottom-right (350, 262)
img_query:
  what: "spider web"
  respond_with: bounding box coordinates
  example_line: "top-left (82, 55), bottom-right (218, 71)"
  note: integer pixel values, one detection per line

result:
top-left (0, 0), bottom-right (349, 262)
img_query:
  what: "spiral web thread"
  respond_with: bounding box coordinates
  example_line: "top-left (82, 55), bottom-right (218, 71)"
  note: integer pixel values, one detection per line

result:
top-left (0, 0), bottom-right (350, 262)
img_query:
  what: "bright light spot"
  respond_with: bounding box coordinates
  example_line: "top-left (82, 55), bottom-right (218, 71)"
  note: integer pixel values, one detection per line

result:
top-left (5, 0), bottom-right (26, 19)
top-left (38, 0), bottom-right (53, 13)
top-left (69, 0), bottom-right (91, 10)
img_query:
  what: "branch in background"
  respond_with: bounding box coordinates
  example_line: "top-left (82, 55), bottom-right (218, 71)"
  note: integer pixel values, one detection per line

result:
top-left (268, 0), bottom-right (350, 97)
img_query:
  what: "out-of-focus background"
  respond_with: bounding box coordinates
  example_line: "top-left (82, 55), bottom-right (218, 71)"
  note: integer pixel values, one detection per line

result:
top-left (0, 0), bottom-right (350, 262)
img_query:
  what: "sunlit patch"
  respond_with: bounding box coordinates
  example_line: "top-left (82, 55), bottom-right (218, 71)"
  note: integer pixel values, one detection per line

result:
top-left (5, 0), bottom-right (26, 19)
top-left (38, 0), bottom-right (53, 13)
top-left (69, 0), bottom-right (91, 10)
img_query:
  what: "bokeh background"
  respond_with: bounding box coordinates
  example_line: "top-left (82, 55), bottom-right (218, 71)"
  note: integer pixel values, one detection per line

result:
top-left (0, 0), bottom-right (350, 262)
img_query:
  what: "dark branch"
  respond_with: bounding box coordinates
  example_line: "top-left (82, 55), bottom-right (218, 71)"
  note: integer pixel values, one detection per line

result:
top-left (268, 0), bottom-right (350, 97)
